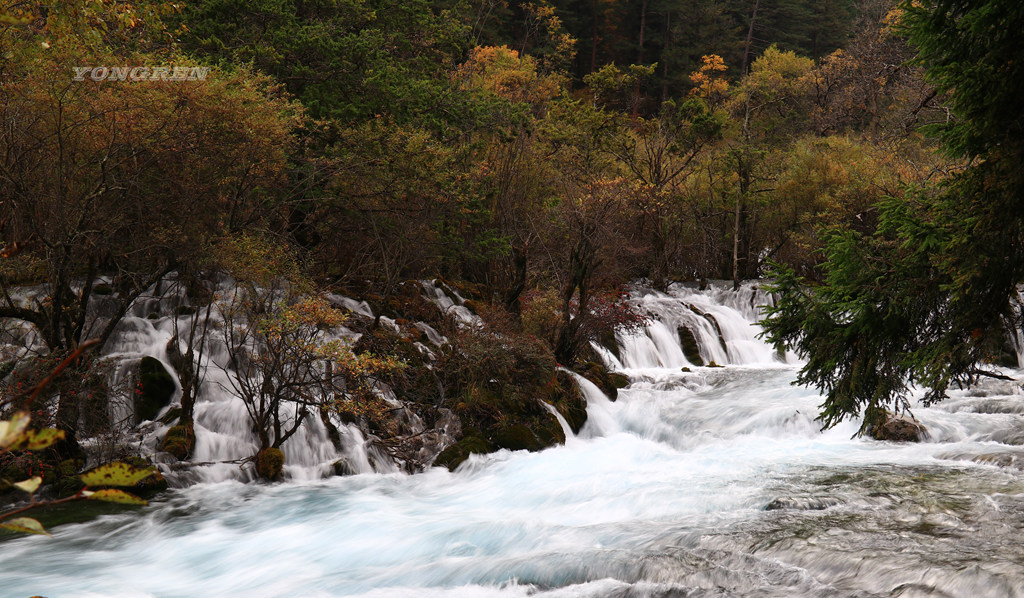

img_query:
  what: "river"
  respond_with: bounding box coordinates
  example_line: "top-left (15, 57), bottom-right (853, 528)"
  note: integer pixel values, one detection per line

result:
top-left (2, 284), bottom-right (1023, 597)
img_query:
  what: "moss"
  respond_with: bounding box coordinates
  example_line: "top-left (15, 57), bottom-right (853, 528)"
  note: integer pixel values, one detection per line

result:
top-left (136, 357), bottom-right (176, 424)
top-left (432, 436), bottom-right (492, 471)
top-left (491, 423), bottom-right (543, 452)
top-left (676, 326), bottom-right (704, 366)
top-left (158, 407), bottom-right (182, 425)
top-left (552, 369), bottom-right (588, 433)
top-left (576, 361), bottom-right (628, 401)
top-left (607, 372), bottom-right (629, 390)
top-left (161, 424), bottom-right (195, 460)
top-left (255, 447), bottom-right (285, 480)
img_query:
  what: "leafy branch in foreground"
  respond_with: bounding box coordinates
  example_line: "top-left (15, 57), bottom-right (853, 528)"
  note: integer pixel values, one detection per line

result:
top-left (1, 414), bottom-right (156, 536)
top-left (1, 342), bottom-right (155, 536)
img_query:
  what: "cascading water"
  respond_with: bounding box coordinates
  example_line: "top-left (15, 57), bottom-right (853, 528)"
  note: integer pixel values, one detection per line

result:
top-left (3, 281), bottom-right (1024, 597)
top-left (611, 281), bottom-right (795, 370)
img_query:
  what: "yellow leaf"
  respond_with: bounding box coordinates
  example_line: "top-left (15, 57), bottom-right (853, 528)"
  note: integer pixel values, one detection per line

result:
top-left (80, 462), bottom-right (155, 487)
top-left (13, 476), bottom-right (42, 494)
top-left (0, 517), bottom-right (50, 536)
top-left (13, 428), bottom-right (66, 451)
top-left (0, 412), bottom-right (30, 449)
top-left (85, 489), bottom-right (148, 506)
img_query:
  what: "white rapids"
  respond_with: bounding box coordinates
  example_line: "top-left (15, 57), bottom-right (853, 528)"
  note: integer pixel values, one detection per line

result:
top-left (2, 282), bottom-right (1024, 597)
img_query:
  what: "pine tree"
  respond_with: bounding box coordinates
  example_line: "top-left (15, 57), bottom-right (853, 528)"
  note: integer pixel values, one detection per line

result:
top-left (763, 0), bottom-right (1024, 431)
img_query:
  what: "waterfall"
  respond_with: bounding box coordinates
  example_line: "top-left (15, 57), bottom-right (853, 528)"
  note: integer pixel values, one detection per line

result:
top-left (603, 281), bottom-right (795, 372)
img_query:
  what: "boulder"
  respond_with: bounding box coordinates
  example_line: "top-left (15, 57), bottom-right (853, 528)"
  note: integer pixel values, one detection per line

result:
top-left (135, 357), bottom-right (176, 424)
top-left (869, 412), bottom-right (926, 442)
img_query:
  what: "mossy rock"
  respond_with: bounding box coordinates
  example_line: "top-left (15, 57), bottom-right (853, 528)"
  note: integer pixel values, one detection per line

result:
top-left (255, 447), bottom-right (285, 480)
top-left (463, 300), bottom-right (485, 315)
top-left (577, 361), bottom-right (629, 401)
top-left (706, 361), bottom-right (723, 368)
top-left (159, 407), bottom-right (182, 425)
top-left (332, 458), bottom-right (356, 477)
top-left (553, 370), bottom-right (588, 433)
top-left (136, 357), bottom-right (176, 424)
top-left (432, 436), bottom-right (492, 471)
top-left (533, 416), bottom-right (567, 447)
top-left (607, 372), bottom-right (629, 391)
top-left (161, 424), bottom-right (195, 460)
top-left (490, 423), bottom-right (544, 452)
top-left (676, 325), bottom-right (704, 366)
top-left (91, 283), bottom-right (114, 296)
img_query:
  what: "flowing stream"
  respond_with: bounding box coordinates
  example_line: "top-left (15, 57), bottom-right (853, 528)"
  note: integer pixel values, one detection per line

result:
top-left (3, 283), bottom-right (1024, 597)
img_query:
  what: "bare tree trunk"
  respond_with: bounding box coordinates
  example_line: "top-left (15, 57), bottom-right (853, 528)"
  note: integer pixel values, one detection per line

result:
top-left (661, 10), bottom-right (671, 104)
top-left (732, 186), bottom-right (742, 290)
top-left (632, 0), bottom-right (649, 117)
top-left (741, 0), bottom-right (761, 75)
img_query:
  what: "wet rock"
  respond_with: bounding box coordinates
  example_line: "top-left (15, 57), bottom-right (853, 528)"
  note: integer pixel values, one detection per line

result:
top-left (160, 424), bottom-right (195, 460)
top-left (491, 423), bottom-right (544, 452)
top-left (255, 447), bottom-right (285, 481)
top-left (432, 434), bottom-right (492, 471)
top-left (332, 458), bottom-right (356, 476)
top-left (577, 361), bottom-right (629, 401)
top-left (135, 356), bottom-right (176, 424)
top-left (764, 496), bottom-right (842, 511)
top-left (676, 325), bottom-right (704, 366)
top-left (970, 451), bottom-right (1024, 471)
top-left (869, 412), bottom-right (926, 442)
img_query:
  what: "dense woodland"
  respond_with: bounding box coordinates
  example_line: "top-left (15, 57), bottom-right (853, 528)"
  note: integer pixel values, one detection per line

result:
top-left (1, 0), bottom-right (1019, 515)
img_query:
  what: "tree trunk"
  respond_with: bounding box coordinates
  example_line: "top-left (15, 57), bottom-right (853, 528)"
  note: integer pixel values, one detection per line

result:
top-left (732, 187), bottom-right (742, 290)
top-left (632, 0), bottom-right (649, 117)
top-left (741, 0), bottom-right (761, 75)
top-left (661, 10), bottom-right (671, 104)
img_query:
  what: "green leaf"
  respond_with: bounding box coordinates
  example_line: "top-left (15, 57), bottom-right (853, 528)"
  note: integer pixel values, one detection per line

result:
top-left (12, 476), bottom-right (41, 494)
top-left (0, 517), bottom-right (50, 536)
top-left (80, 462), bottom-right (155, 487)
top-left (84, 489), bottom-right (148, 506)
top-left (0, 412), bottom-right (31, 449)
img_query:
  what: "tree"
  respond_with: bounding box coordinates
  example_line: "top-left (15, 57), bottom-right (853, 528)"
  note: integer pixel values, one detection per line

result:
top-left (763, 0), bottom-right (1024, 432)
top-left (214, 237), bottom-right (401, 476)
top-left (0, 5), bottom-right (298, 449)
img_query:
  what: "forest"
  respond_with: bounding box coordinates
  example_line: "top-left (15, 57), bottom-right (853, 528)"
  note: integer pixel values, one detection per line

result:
top-left (2, 0), bottom-right (1022, 545)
